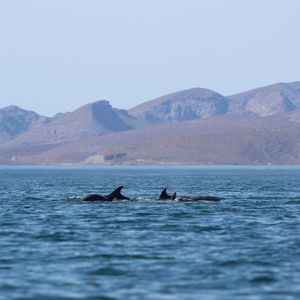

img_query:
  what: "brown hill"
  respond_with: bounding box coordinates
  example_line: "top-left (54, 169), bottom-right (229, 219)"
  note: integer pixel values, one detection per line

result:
top-left (0, 105), bottom-right (50, 144)
top-left (228, 81), bottom-right (300, 116)
top-left (129, 88), bottom-right (229, 124)
top-left (5, 100), bottom-right (137, 146)
top-left (129, 82), bottom-right (300, 124)
top-left (1, 115), bottom-right (300, 165)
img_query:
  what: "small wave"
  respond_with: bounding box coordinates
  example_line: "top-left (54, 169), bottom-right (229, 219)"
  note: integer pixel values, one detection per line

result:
top-left (135, 197), bottom-right (152, 201)
top-left (87, 267), bottom-right (127, 276)
top-left (25, 196), bottom-right (44, 201)
top-left (193, 225), bottom-right (223, 233)
top-left (250, 275), bottom-right (276, 283)
top-left (64, 196), bottom-right (82, 201)
top-left (285, 200), bottom-right (300, 205)
top-left (0, 266), bottom-right (12, 270)
top-left (0, 283), bottom-right (18, 291)
top-left (33, 232), bottom-right (72, 242)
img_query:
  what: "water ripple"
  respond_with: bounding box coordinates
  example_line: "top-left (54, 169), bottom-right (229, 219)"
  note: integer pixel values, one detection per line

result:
top-left (1, 166), bottom-right (300, 299)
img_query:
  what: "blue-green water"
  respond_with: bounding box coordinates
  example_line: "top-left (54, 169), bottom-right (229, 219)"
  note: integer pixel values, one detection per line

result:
top-left (1, 166), bottom-right (300, 300)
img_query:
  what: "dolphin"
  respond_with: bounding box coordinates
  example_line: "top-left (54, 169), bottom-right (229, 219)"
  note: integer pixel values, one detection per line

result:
top-left (158, 188), bottom-right (171, 200)
top-left (158, 188), bottom-right (221, 202)
top-left (82, 186), bottom-right (130, 201)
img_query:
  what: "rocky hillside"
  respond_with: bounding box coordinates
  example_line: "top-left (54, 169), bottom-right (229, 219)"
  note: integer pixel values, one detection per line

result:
top-left (129, 88), bottom-right (229, 124)
top-left (5, 100), bottom-right (140, 146)
top-left (129, 82), bottom-right (300, 122)
top-left (227, 82), bottom-right (300, 117)
top-left (0, 106), bottom-right (49, 144)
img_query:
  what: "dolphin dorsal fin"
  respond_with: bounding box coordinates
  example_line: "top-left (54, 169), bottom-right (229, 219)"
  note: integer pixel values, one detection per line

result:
top-left (106, 185), bottom-right (130, 200)
top-left (159, 188), bottom-right (170, 200)
top-left (172, 192), bottom-right (177, 200)
top-left (105, 186), bottom-right (123, 200)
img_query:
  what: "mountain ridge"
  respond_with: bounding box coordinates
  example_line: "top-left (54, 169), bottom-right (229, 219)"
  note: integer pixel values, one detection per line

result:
top-left (1, 81), bottom-right (300, 165)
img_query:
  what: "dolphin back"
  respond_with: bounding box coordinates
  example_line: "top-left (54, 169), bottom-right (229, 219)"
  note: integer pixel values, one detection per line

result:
top-left (189, 196), bottom-right (222, 201)
top-left (82, 194), bottom-right (108, 201)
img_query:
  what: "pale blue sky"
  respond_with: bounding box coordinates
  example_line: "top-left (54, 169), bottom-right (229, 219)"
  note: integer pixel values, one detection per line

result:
top-left (1, 0), bottom-right (300, 116)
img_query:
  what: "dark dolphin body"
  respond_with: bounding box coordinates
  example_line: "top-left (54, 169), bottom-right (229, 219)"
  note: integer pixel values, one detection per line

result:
top-left (82, 186), bottom-right (130, 201)
top-left (159, 188), bottom-right (221, 202)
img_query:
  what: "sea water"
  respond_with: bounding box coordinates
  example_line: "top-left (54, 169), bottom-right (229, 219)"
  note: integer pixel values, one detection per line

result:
top-left (0, 166), bottom-right (300, 300)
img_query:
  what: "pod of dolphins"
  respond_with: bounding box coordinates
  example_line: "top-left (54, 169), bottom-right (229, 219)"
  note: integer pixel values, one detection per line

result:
top-left (82, 186), bottom-right (221, 202)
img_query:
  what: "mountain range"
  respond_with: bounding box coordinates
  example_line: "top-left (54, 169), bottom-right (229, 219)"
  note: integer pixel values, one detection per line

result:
top-left (1, 81), bottom-right (300, 165)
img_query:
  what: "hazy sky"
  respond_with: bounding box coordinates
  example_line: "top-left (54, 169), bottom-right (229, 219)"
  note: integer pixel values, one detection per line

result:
top-left (1, 0), bottom-right (300, 116)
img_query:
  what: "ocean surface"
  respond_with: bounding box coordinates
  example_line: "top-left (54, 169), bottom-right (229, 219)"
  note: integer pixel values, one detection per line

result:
top-left (1, 166), bottom-right (300, 300)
